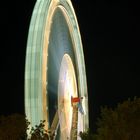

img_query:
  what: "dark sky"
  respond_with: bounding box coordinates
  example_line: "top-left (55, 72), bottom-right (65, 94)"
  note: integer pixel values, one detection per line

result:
top-left (0, 0), bottom-right (140, 132)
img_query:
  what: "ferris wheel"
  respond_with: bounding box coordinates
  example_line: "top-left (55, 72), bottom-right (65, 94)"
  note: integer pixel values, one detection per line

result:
top-left (25, 0), bottom-right (89, 139)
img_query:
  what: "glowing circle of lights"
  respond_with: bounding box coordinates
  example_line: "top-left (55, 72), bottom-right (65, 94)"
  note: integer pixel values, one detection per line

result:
top-left (58, 54), bottom-right (78, 139)
top-left (25, 0), bottom-right (88, 139)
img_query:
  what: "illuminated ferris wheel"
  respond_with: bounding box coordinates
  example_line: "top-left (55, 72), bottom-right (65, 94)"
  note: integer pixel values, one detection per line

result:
top-left (25, 0), bottom-right (89, 139)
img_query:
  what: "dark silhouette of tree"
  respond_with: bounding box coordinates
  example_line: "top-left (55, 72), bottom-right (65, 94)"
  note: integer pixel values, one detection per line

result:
top-left (79, 129), bottom-right (94, 140)
top-left (0, 114), bottom-right (49, 140)
top-left (80, 97), bottom-right (140, 140)
top-left (30, 120), bottom-right (49, 140)
top-left (0, 114), bottom-right (29, 140)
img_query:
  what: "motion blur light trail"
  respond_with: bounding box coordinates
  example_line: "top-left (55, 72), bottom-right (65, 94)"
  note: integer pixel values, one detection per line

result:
top-left (58, 54), bottom-right (78, 139)
top-left (25, 0), bottom-right (88, 139)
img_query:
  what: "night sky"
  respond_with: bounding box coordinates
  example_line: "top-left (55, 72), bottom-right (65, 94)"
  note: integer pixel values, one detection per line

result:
top-left (0, 0), bottom-right (140, 132)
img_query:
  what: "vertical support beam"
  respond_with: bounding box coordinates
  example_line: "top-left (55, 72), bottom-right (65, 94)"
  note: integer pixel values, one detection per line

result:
top-left (70, 105), bottom-right (78, 140)
top-left (48, 111), bottom-right (59, 140)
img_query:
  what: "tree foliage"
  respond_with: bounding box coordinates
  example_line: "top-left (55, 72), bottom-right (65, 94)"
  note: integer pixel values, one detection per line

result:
top-left (79, 129), bottom-right (94, 140)
top-left (0, 114), bottom-right (28, 140)
top-left (0, 114), bottom-right (49, 140)
top-left (93, 97), bottom-right (140, 140)
top-left (80, 97), bottom-right (140, 140)
top-left (30, 120), bottom-right (49, 140)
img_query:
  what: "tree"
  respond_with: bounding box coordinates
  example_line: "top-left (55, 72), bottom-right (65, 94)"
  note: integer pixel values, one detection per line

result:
top-left (30, 120), bottom-right (49, 140)
top-left (79, 129), bottom-right (94, 140)
top-left (80, 97), bottom-right (140, 140)
top-left (93, 97), bottom-right (140, 140)
top-left (0, 114), bottom-right (29, 140)
top-left (0, 114), bottom-right (49, 140)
